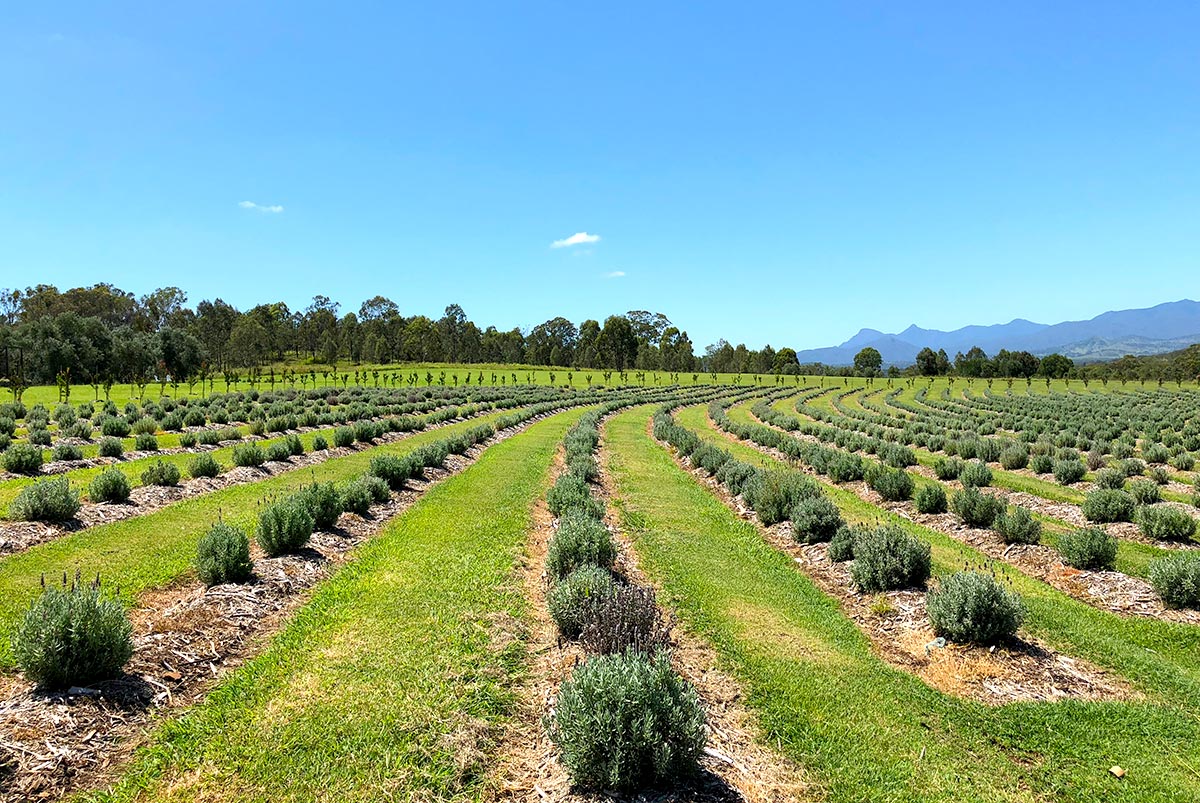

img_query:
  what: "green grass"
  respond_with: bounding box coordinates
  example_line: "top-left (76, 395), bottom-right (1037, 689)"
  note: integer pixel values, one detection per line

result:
top-left (761, 396), bottom-right (1184, 575)
top-left (0, 407), bottom-right (532, 667)
top-left (81, 406), bottom-right (587, 803)
top-left (606, 405), bottom-right (1200, 803)
top-left (0, 404), bottom-right (479, 516)
top-left (12, 368), bottom-right (1198, 410)
top-left (680, 404), bottom-right (1200, 693)
top-left (3, 425), bottom-right (255, 462)
top-left (10, 364), bottom-right (803, 409)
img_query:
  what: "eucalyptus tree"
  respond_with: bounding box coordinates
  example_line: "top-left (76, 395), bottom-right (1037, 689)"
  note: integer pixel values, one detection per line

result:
top-left (598, 316), bottom-right (638, 370)
top-left (854, 347), bottom-right (883, 377)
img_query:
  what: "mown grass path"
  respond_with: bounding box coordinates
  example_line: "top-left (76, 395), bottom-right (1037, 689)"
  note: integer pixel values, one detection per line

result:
top-left (759, 395), bottom-right (1182, 577)
top-left (0, 407), bottom-right (541, 666)
top-left (605, 405), bottom-right (1200, 803)
top-left (694, 403), bottom-right (1200, 694)
top-left (797, 390), bottom-right (1095, 504)
top-left (84, 406), bottom-right (587, 803)
top-left (0, 402), bottom-right (476, 514)
top-left (803, 389), bottom-right (1196, 506)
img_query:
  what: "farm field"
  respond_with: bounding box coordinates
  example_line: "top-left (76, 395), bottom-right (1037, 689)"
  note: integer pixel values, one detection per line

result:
top-left (9, 363), bottom-right (776, 409)
top-left (3, 375), bottom-right (1200, 802)
top-left (13, 365), bottom-right (1191, 410)
top-left (10, 2), bottom-right (1200, 799)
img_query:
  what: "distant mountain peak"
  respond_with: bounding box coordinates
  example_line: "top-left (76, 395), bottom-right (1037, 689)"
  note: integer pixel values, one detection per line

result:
top-left (797, 299), bottom-right (1200, 367)
top-left (839, 327), bottom-right (889, 349)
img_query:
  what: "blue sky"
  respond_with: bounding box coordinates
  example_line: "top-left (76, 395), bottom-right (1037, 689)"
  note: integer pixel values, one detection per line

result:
top-left (2, 2), bottom-right (1197, 351)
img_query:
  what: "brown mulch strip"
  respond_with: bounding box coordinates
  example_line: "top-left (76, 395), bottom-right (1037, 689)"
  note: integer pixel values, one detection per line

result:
top-left (774, 530), bottom-right (1136, 705)
top-left (1002, 476), bottom-right (1200, 532)
top-left (0, 413), bottom-right (553, 803)
top-left (774, 402), bottom-right (1200, 535)
top-left (1163, 477), bottom-right (1197, 496)
top-left (830, 476), bottom-right (1200, 625)
top-left (659, 426), bottom-right (1136, 707)
top-left (884, 500), bottom-right (1200, 627)
top-left (748, 413), bottom-right (1200, 614)
top-left (1, 420), bottom-right (286, 482)
top-left (487, 430), bottom-right (809, 803)
top-left (2, 414), bottom-right (450, 482)
top-left (909, 465), bottom-right (1198, 552)
top-left (0, 413), bottom-right (492, 559)
top-left (35, 456), bottom-right (112, 475)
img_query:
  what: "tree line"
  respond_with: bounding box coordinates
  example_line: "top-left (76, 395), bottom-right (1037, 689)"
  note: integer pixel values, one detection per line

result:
top-left (0, 284), bottom-right (779, 386)
top-left (852, 343), bottom-right (1200, 384)
top-left (851, 345), bottom-right (1075, 379)
top-left (3, 284), bottom-right (1194, 390)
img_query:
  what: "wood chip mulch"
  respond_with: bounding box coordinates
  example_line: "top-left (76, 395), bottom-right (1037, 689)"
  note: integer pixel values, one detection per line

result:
top-left (848, 485), bottom-right (1200, 626)
top-left (0, 415), bottom-right (483, 559)
top-left (0, 414), bottom-right (552, 803)
top-left (661, 430), bottom-right (1137, 708)
top-left (487, 434), bottom-right (810, 803)
top-left (751, 417), bottom-right (1200, 620)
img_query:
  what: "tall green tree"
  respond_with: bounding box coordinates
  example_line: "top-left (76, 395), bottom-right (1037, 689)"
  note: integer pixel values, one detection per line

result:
top-left (157, 327), bottom-right (203, 379)
top-left (598, 316), bottom-right (638, 370)
top-left (193, 299), bottom-right (239, 370)
top-left (774, 347), bottom-right (799, 374)
top-left (916, 347), bottom-right (939, 376)
top-left (527, 317), bottom-right (578, 366)
top-left (575, 319), bottom-right (601, 368)
top-left (1039, 353), bottom-right (1073, 378)
top-left (854, 346), bottom-right (883, 376)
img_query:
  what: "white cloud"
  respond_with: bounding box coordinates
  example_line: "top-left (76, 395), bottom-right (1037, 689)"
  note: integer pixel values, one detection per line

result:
top-left (239, 200), bottom-right (284, 213)
top-left (604, 271), bottom-right (626, 279)
top-left (551, 231), bottom-right (600, 248)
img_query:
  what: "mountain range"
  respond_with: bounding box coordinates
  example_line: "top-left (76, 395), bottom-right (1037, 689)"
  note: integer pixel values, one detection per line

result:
top-left (795, 300), bottom-right (1200, 367)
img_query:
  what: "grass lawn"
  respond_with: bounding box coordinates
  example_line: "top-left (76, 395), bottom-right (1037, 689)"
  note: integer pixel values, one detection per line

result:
top-left (10, 364), bottom-right (804, 409)
top-left (0, 400), bottom-right (478, 515)
top-left (686, 403), bottom-right (1200, 693)
top-left (0, 407), bottom-right (533, 666)
top-left (605, 405), bottom-right (1200, 802)
top-left (83, 406), bottom-right (587, 803)
top-left (757, 396), bottom-right (1183, 576)
top-left (10, 369), bottom-right (1197, 411)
